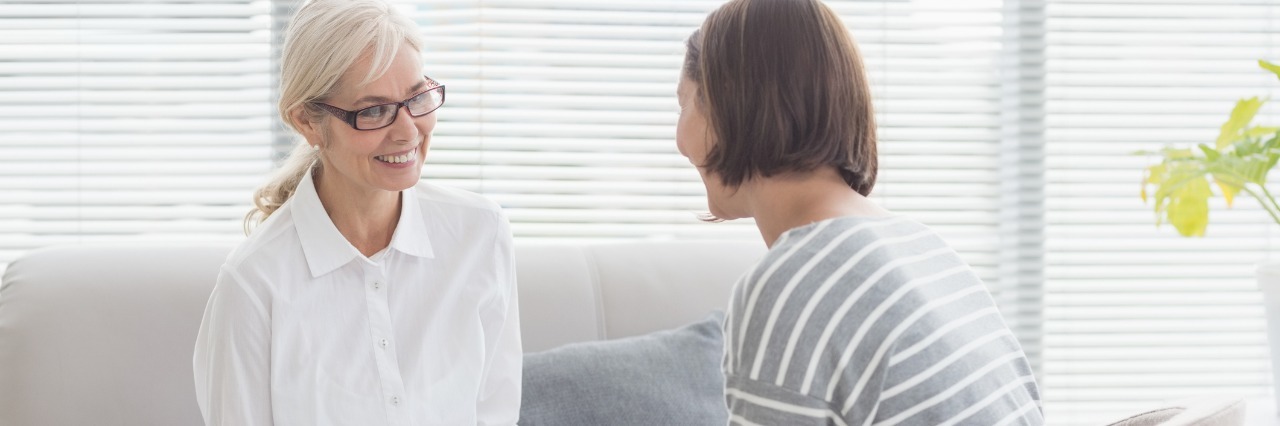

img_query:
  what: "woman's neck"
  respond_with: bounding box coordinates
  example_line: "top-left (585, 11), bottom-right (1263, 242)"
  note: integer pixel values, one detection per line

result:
top-left (742, 168), bottom-right (890, 248)
top-left (312, 169), bottom-right (401, 257)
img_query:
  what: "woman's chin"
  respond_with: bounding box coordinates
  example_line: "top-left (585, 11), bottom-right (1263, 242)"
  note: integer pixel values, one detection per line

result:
top-left (394, 175), bottom-right (421, 191)
top-left (376, 170), bottom-right (421, 192)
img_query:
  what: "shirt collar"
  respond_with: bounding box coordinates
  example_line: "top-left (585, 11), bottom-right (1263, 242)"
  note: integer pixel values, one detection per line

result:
top-left (292, 168), bottom-right (435, 278)
top-left (387, 184), bottom-right (434, 259)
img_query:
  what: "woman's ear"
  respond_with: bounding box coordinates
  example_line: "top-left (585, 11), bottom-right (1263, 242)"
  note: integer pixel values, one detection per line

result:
top-left (289, 106), bottom-right (323, 148)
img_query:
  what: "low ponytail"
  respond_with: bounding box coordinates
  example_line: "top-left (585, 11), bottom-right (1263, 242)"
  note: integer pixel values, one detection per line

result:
top-left (243, 142), bottom-right (320, 234)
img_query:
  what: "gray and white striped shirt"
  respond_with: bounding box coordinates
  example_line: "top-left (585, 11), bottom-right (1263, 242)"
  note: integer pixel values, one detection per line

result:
top-left (723, 215), bottom-right (1043, 426)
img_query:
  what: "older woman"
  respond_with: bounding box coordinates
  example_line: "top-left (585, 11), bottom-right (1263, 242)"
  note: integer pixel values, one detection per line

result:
top-left (677, 0), bottom-right (1043, 424)
top-left (192, 0), bottom-right (520, 424)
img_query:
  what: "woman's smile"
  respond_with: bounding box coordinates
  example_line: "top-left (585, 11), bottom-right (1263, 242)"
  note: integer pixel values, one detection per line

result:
top-left (374, 145), bottom-right (419, 169)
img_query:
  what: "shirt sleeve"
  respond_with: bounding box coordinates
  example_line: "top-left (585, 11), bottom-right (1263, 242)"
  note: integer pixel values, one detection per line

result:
top-left (192, 266), bottom-right (273, 426)
top-left (475, 212), bottom-right (523, 426)
top-left (725, 374), bottom-right (846, 426)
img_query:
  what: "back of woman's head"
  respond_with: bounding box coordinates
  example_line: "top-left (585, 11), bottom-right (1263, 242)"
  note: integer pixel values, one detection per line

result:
top-left (245, 0), bottom-right (424, 233)
top-left (683, 0), bottom-right (877, 195)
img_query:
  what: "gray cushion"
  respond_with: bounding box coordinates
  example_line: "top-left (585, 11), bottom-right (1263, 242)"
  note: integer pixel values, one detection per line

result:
top-left (519, 312), bottom-right (728, 426)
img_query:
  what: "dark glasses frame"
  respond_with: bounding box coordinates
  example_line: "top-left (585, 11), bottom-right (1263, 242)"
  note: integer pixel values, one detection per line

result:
top-left (311, 76), bottom-right (446, 131)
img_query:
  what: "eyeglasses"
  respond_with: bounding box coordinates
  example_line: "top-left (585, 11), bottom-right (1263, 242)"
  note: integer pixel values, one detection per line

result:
top-left (312, 76), bottom-right (446, 130)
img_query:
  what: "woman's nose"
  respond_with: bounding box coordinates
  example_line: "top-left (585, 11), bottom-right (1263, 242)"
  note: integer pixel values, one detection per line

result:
top-left (387, 105), bottom-right (419, 142)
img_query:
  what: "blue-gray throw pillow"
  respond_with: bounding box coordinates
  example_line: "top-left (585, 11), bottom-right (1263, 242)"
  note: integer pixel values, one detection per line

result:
top-left (519, 312), bottom-right (728, 426)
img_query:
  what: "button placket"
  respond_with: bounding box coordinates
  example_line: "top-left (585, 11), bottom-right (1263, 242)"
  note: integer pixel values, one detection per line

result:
top-left (363, 266), bottom-right (408, 423)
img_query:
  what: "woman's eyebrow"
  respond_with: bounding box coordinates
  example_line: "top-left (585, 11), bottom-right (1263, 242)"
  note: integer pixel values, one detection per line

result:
top-left (355, 95), bottom-right (394, 105)
top-left (354, 80), bottom-right (429, 105)
top-left (406, 79), bottom-right (427, 94)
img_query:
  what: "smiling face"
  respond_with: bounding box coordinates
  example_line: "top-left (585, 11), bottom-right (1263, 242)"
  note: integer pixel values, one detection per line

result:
top-left (298, 43), bottom-right (436, 195)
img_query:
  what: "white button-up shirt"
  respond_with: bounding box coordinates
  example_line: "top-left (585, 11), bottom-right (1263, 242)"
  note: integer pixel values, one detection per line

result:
top-left (193, 170), bottom-right (521, 426)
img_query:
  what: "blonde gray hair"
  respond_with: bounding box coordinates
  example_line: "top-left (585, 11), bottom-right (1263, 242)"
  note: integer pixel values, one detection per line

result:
top-left (245, 0), bottom-right (425, 233)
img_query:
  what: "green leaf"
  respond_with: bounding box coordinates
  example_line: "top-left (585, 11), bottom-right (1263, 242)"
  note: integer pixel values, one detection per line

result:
top-left (1164, 147), bottom-right (1196, 160)
top-left (1217, 97), bottom-right (1265, 149)
top-left (1261, 60), bottom-right (1280, 82)
top-left (1246, 126), bottom-right (1280, 138)
top-left (1152, 162), bottom-right (1204, 202)
top-left (1147, 160), bottom-right (1209, 232)
top-left (1263, 133), bottom-right (1280, 172)
top-left (1229, 135), bottom-right (1261, 157)
top-left (1138, 61), bottom-right (1280, 234)
top-left (1167, 175), bottom-right (1212, 237)
top-left (1198, 143), bottom-right (1220, 161)
top-left (1141, 164), bottom-right (1164, 204)
top-left (1215, 180), bottom-right (1240, 207)
top-left (1207, 153), bottom-right (1267, 187)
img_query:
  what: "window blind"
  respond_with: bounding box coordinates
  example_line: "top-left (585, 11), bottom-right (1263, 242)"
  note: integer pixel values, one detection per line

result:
top-left (1, 0), bottom-right (1025, 390)
top-left (1042, 1), bottom-right (1277, 424)
top-left (24, 2), bottom-right (1280, 423)
top-left (402, 0), bottom-right (1017, 321)
top-left (403, 0), bottom-right (755, 242)
top-left (0, 0), bottom-right (274, 275)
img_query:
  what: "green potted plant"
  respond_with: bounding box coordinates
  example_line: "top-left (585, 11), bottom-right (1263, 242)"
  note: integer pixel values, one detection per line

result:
top-left (1141, 59), bottom-right (1280, 412)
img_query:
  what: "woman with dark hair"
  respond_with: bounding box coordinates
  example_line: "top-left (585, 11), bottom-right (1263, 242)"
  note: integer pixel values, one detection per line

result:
top-left (677, 0), bottom-right (1043, 424)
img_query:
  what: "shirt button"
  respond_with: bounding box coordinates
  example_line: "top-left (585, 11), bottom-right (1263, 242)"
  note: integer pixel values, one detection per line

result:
top-left (372, 281), bottom-right (381, 290)
top-left (390, 396), bottom-right (400, 406)
top-left (379, 338), bottom-right (389, 349)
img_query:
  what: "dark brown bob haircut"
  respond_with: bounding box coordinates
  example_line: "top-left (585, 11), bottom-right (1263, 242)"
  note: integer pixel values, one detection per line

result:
top-left (683, 0), bottom-right (877, 196)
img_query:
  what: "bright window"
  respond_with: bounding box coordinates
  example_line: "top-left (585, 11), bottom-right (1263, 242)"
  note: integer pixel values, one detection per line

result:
top-left (0, 1), bottom-right (1274, 424)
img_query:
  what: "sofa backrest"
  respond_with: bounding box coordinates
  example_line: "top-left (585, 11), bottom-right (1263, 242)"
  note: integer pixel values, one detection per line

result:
top-left (0, 241), bottom-right (763, 426)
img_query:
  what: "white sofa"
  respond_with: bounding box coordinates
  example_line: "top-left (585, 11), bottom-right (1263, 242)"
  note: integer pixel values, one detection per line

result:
top-left (0, 241), bottom-right (765, 426)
